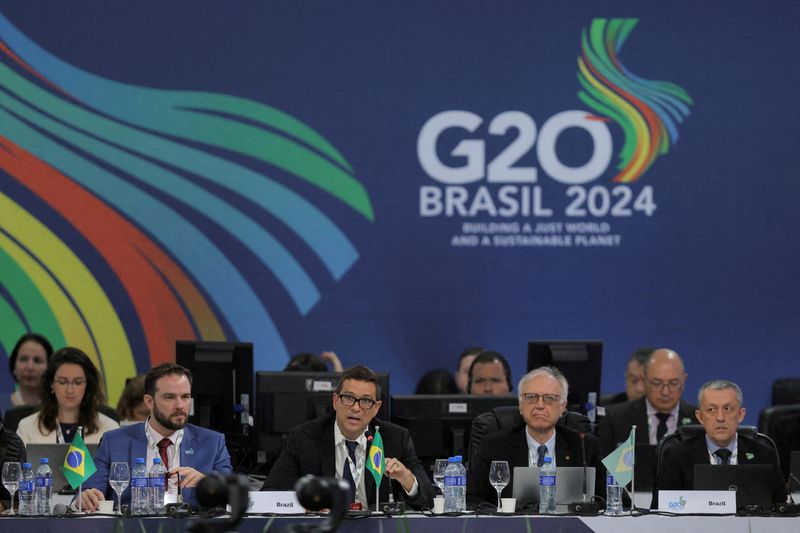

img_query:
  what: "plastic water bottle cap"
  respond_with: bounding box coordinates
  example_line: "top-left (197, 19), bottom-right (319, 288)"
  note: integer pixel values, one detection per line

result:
top-left (543, 456), bottom-right (552, 463)
top-left (454, 455), bottom-right (463, 462)
top-left (448, 457), bottom-right (458, 463)
top-left (23, 463), bottom-right (31, 468)
top-left (135, 457), bottom-right (145, 464)
top-left (40, 458), bottom-right (49, 464)
top-left (153, 458), bottom-right (162, 464)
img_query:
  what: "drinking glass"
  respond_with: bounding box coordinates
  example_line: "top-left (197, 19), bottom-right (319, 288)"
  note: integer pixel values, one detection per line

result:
top-left (489, 460), bottom-right (511, 511)
top-left (109, 461), bottom-right (130, 514)
top-left (2, 462), bottom-right (22, 515)
top-left (433, 458), bottom-right (448, 495)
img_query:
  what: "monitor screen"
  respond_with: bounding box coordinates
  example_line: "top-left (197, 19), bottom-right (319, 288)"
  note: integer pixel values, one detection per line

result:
top-left (390, 394), bottom-right (518, 470)
top-left (255, 371), bottom-right (390, 466)
top-left (175, 340), bottom-right (253, 436)
top-left (527, 340), bottom-right (602, 411)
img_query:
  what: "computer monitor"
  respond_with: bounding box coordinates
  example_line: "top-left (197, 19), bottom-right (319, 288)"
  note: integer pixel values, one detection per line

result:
top-left (390, 394), bottom-right (518, 470)
top-left (527, 340), bottom-right (602, 411)
top-left (175, 340), bottom-right (253, 436)
top-left (255, 371), bottom-right (390, 466)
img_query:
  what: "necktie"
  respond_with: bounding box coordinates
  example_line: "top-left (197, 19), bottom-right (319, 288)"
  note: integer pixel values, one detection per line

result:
top-left (158, 438), bottom-right (171, 470)
top-left (655, 412), bottom-right (671, 442)
top-left (342, 440), bottom-right (359, 502)
top-left (536, 444), bottom-right (548, 467)
top-left (714, 448), bottom-right (732, 465)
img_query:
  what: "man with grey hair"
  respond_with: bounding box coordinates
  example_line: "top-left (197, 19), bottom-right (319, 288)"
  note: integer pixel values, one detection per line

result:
top-left (655, 379), bottom-right (786, 505)
top-left (467, 366), bottom-right (600, 505)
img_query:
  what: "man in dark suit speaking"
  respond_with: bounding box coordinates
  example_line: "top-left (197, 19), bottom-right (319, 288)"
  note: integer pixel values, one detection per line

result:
top-left (467, 366), bottom-right (600, 504)
top-left (263, 365), bottom-right (434, 510)
top-left (656, 380), bottom-right (786, 504)
top-left (597, 348), bottom-right (696, 455)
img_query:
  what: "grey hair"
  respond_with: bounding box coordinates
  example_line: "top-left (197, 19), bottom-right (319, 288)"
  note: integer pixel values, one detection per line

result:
top-left (698, 379), bottom-right (743, 406)
top-left (517, 366), bottom-right (568, 403)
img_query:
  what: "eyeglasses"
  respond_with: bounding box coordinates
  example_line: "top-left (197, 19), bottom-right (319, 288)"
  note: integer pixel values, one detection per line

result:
top-left (701, 404), bottom-right (740, 417)
top-left (53, 378), bottom-right (86, 388)
top-left (646, 379), bottom-right (682, 391)
top-left (336, 393), bottom-right (377, 409)
top-left (520, 393), bottom-right (561, 405)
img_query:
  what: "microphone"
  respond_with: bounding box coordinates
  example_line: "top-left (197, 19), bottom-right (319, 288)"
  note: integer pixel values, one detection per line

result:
top-left (567, 432), bottom-right (599, 515)
top-left (53, 503), bottom-right (68, 516)
top-left (580, 432), bottom-right (588, 501)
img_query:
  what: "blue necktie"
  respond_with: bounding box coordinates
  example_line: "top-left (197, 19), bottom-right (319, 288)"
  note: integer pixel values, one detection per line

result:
top-left (537, 444), bottom-right (548, 467)
top-left (342, 440), bottom-right (359, 502)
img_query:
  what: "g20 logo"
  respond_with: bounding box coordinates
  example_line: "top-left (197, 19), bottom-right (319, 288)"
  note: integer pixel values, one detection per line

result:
top-left (417, 110), bottom-right (612, 186)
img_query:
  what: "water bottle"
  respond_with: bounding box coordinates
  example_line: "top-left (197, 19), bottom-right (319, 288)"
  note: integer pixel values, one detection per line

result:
top-left (454, 455), bottom-right (467, 512)
top-left (605, 474), bottom-right (624, 515)
top-left (35, 458), bottom-right (52, 515)
top-left (131, 457), bottom-right (149, 515)
top-left (443, 457), bottom-right (460, 512)
top-left (19, 462), bottom-right (36, 516)
top-left (148, 457), bottom-right (167, 515)
top-left (538, 456), bottom-right (556, 514)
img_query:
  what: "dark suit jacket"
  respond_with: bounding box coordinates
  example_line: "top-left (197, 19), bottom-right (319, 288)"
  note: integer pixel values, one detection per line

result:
top-left (597, 397), bottom-right (697, 456)
top-left (84, 422), bottom-right (232, 506)
top-left (654, 434), bottom-right (786, 508)
top-left (467, 423), bottom-right (600, 506)
top-left (262, 413), bottom-right (434, 510)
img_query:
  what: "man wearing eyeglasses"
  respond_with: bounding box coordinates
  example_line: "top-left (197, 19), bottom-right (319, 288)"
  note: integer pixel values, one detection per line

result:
top-left (468, 366), bottom-right (600, 504)
top-left (597, 348), bottom-right (696, 455)
top-left (263, 365), bottom-right (434, 510)
top-left (655, 380), bottom-right (785, 505)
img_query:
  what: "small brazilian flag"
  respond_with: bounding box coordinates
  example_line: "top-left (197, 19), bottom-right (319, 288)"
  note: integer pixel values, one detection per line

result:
top-left (366, 428), bottom-right (385, 487)
top-left (61, 431), bottom-right (97, 489)
top-left (601, 427), bottom-right (635, 487)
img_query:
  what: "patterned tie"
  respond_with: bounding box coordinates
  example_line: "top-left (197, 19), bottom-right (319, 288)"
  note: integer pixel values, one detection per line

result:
top-left (342, 440), bottom-right (359, 502)
top-left (655, 412), bottom-right (671, 442)
top-left (158, 438), bottom-right (172, 470)
top-left (536, 444), bottom-right (548, 467)
top-left (714, 448), bottom-right (732, 465)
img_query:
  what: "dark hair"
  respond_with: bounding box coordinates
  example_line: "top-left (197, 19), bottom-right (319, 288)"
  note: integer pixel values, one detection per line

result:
top-left (144, 363), bottom-right (193, 397)
top-left (116, 375), bottom-right (146, 421)
top-left (629, 347), bottom-right (655, 366)
top-left (467, 350), bottom-right (513, 393)
top-left (9, 333), bottom-right (54, 382)
top-left (285, 352), bottom-right (328, 372)
top-left (335, 365), bottom-right (381, 398)
top-left (458, 346), bottom-right (485, 368)
top-left (415, 370), bottom-right (459, 395)
top-left (38, 347), bottom-right (104, 436)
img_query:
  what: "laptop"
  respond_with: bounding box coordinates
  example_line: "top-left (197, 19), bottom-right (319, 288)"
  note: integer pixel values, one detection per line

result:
top-left (513, 466), bottom-right (595, 509)
top-left (633, 444), bottom-right (657, 490)
top-left (693, 464), bottom-right (774, 510)
top-left (26, 443), bottom-right (99, 493)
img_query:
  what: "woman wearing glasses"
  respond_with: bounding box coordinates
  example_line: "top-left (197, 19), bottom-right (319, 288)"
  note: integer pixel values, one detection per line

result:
top-left (16, 347), bottom-right (119, 445)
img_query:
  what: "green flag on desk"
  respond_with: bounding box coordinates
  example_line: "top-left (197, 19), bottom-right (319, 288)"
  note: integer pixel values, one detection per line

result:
top-left (601, 427), bottom-right (635, 487)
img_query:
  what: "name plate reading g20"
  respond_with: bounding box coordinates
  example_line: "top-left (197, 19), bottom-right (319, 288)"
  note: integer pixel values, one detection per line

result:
top-left (448, 402), bottom-right (468, 414)
top-left (243, 491), bottom-right (304, 514)
top-left (658, 490), bottom-right (736, 514)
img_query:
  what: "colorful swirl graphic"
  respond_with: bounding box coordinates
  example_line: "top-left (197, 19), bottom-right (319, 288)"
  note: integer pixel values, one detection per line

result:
top-left (577, 18), bottom-right (693, 183)
top-left (0, 12), bottom-right (373, 402)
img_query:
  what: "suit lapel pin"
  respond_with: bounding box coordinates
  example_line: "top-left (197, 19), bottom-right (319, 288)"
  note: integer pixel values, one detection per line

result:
top-left (185, 448), bottom-right (195, 455)
top-left (745, 452), bottom-right (754, 460)
top-left (681, 418), bottom-right (691, 425)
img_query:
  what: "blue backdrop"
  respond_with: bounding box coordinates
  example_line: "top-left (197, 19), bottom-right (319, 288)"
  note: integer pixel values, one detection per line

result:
top-left (1, 1), bottom-right (798, 424)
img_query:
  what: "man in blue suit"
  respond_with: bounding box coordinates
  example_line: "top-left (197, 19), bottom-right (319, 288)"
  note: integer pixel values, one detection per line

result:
top-left (79, 363), bottom-right (232, 511)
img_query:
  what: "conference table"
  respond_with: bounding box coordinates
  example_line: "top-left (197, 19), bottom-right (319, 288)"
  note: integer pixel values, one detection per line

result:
top-left (1, 513), bottom-right (799, 533)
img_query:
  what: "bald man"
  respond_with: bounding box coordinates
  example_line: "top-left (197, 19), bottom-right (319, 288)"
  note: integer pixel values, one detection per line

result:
top-left (597, 349), bottom-right (697, 456)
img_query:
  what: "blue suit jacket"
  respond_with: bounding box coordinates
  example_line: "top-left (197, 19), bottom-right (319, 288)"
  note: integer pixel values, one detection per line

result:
top-left (83, 422), bottom-right (232, 505)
